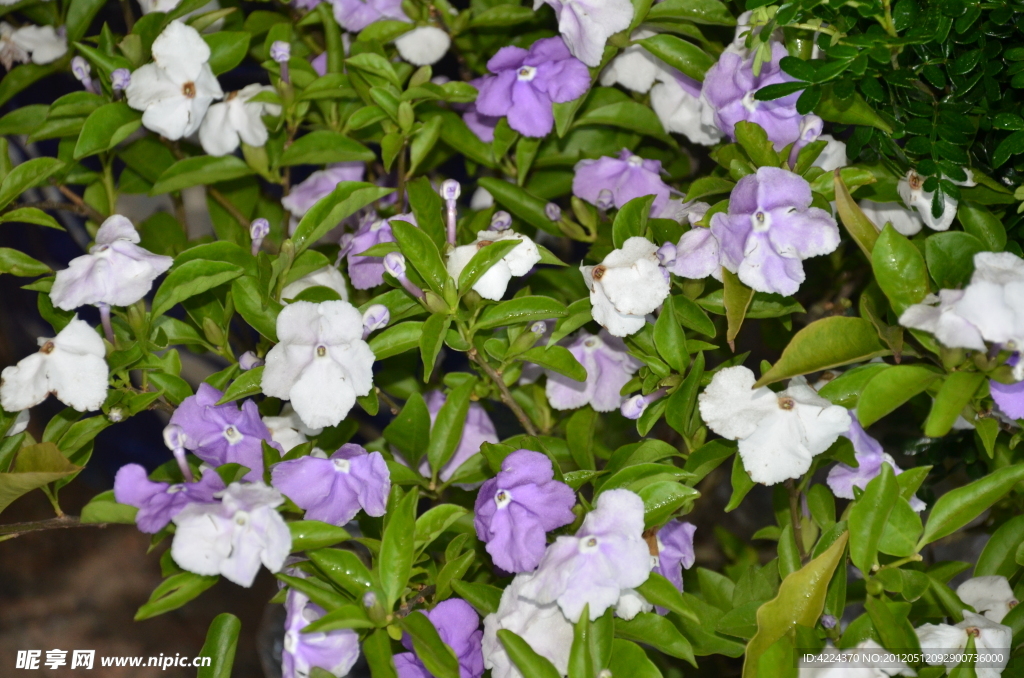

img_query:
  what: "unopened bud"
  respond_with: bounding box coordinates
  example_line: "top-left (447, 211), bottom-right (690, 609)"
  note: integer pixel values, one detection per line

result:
top-left (71, 56), bottom-right (91, 82)
top-left (820, 614), bottom-right (838, 629)
top-left (107, 407), bottom-right (124, 423)
top-left (545, 202), bottom-right (562, 221)
top-left (362, 304), bottom-right (390, 338)
top-left (596, 189), bottom-right (614, 210)
top-left (270, 41), bottom-right (291, 63)
top-left (383, 252), bottom-right (406, 278)
top-left (363, 591), bottom-right (378, 608)
top-left (489, 211), bottom-right (512, 231)
top-left (621, 388), bottom-right (667, 420)
top-left (111, 68), bottom-right (131, 92)
top-left (163, 423), bottom-right (186, 451)
top-left (441, 179), bottom-right (461, 201)
top-left (250, 218), bottom-right (270, 255)
top-left (530, 321), bottom-right (547, 335)
top-left (239, 351), bottom-right (264, 370)
top-left (657, 242), bottom-right (677, 267)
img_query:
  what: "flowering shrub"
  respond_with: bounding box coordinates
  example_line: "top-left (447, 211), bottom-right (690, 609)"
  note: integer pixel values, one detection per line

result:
top-left (2, 0), bottom-right (1024, 675)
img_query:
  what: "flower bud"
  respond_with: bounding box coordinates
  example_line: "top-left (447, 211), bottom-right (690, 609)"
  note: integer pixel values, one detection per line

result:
top-left (362, 304), bottom-right (390, 338)
top-left (489, 210), bottom-right (512, 231)
top-left (657, 242), bottom-right (677, 267)
top-left (250, 218), bottom-right (270, 255)
top-left (71, 56), bottom-right (91, 82)
top-left (545, 202), bottom-right (562, 221)
top-left (441, 179), bottom-right (461, 201)
top-left (362, 591), bottom-right (378, 609)
top-left (820, 614), bottom-right (838, 629)
top-left (163, 423), bottom-right (186, 451)
top-left (530, 321), bottom-right (547, 335)
top-left (238, 351), bottom-right (264, 371)
top-left (107, 407), bottom-right (124, 423)
top-left (620, 394), bottom-right (648, 420)
top-left (111, 68), bottom-right (131, 92)
top-left (596, 189), bottom-right (614, 211)
top-left (383, 251), bottom-right (406, 278)
top-left (270, 41), bottom-right (291, 63)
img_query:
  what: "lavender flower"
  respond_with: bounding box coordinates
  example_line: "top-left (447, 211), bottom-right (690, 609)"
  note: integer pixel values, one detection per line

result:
top-left (653, 520), bottom-right (696, 593)
top-left (342, 214), bottom-right (411, 289)
top-left (71, 56), bottom-right (98, 94)
top-left (239, 351), bottom-right (264, 371)
top-left (660, 223), bottom-right (722, 282)
top-left (475, 37), bottom-right (590, 138)
top-left (826, 418), bottom-right (926, 511)
top-left (546, 330), bottom-right (642, 412)
top-left (283, 589), bottom-right (361, 678)
top-left (332, 0), bottom-right (408, 32)
top-left (50, 214), bottom-right (173, 311)
top-left (282, 162), bottom-right (366, 218)
top-left (534, 0), bottom-right (632, 67)
top-left (474, 450), bottom-right (576, 573)
top-left (701, 42), bottom-right (819, 151)
top-left (416, 390), bottom-right (499, 481)
top-left (272, 444), bottom-right (390, 526)
top-left (250, 218), bottom-right (270, 256)
top-left (710, 167), bottom-right (839, 296)
top-left (169, 383), bottom-right (281, 482)
top-left (395, 599), bottom-right (484, 678)
top-left (171, 482), bottom-right (291, 587)
top-left (270, 40), bottom-right (291, 63)
top-left (621, 389), bottom-right (665, 420)
top-left (111, 68), bottom-right (130, 92)
top-left (362, 304), bottom-right (390, 338)
top-left (519, 489), bottom-right (652, 622)
top-left (113, 463), bottom-right (224, 533)
top-left (991, 378), bottom-right (1024, 420)
top-left (572, 150), bottom-right (673, 217)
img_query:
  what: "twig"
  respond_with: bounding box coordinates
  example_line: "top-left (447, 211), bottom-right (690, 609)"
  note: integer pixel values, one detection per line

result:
top-left (376, 387), bottom-right (401, 416)
top-left (209, 188), bottom-right (251, 231)
top-left (0, 515), bottom-right (110, 542)
top-left (395, 585), bottom-right (436, 618)
top-left (13, 200), bottom-right (92, 216)
top-left (55, 185), bottom-right (106, 223)
top-left (468, 348), bottom-right (538, 437)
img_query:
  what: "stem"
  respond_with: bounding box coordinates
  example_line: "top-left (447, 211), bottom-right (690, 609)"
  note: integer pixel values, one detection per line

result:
top-left (0, 515), bottom-right (110, 542)
top-left (13, 201), bottom-right (93, 216)
top-left (119, 0), bottom-right (135, 31)
top-left (209, 187), bottom-right (250, 231)
top-left (376, 387), bottom-right (401, 416)
top-left (55, 185), bottom-right (106, 223)
top-left (98, 303), bottom-right (115, 345)
top-left (876, 554), bottom-right (923, 571)
top-left (396, 145), bottom-right (407, 211)
top-left (41, 485), bottom-right (63, 518)
top-left (101, 154), bottom-right (118, 216)
top-left (468, 348), bottom-right (538, 437)
top-left (786, 479), bottom-right (807, 561)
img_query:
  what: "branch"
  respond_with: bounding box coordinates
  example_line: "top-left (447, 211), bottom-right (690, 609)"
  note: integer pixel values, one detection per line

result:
top-left (0, 515), bottom-right (110, 541)
top-left (13, 200), bottom-right (93, 216)
top-left (209, 187), bottom-right (251, 231)
top-left (55, 185), bottom-right (106, 223)
top-left (468, 348), bottom-right (538, 437)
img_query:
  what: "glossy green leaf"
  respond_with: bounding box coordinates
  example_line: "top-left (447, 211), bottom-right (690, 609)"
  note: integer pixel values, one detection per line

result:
top-left (379, 488), bottom-right (418, 608)
top-left (497, 630), bottom-right (563, 678)
top-left (0, 157), bottom-right (63, 209)
top-left (848, 462), bottom-right (898, 573)
top-left (400, 612), bottom-right (461, 678)
top-left (73, 102), bottom-right (141, 159)
top-left (152, 260), bottom-right (244, 317)
top-left (919, 465), bottom-right (1024, 548)
top-left (427, 378), bottom-right (475, 473)
top-left (923, 372), bottom-right (985, 437)
top-left (151, 156), bottom-right (254, 194)
top-left (278, 130), bottom-right (375, 166)
top-left (857, 365), bottom-right (939, 427)
top-left (872, 225), bottom-right (930, 315)
top-left (196, 613), bottom-right (241, 678)
top-left (755, 317), bottom-right (889, 387)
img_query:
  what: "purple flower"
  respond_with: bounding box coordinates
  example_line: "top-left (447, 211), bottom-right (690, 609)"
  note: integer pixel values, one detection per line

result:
top-left (282, 162), bottom-right (366, 218)
top-left (546, 330), bottom-right (642, 412)
top-left (519, 489), bottom-right (652, 622)
top-left (701, 42), bottom-right (821, 151)
top-left (271, 444), bottom-right (390, 526)
top-left (342, 213), bottom-right (414, 289)
top-left (464, 107), bottom-right (500, 142)
top-left (332, 0), bottom-right (408, 32)
top-left (474, 450), bottom-right (576, 573)
top-left (414, 391), bottom-right (499, 481)
top-left (653, 520), bottom-right (695, 593)
top-left (283, 588), bottom-right (361, 678)
top-left (475, 37), bottom-right (590, 138)
top-left (311, 51), bottom-right (328, 76)
top-left (621, 389), bottom-right (666, 420)
top-left (572, 150), bottom-right (673, 217)
top-left (113, 464), bottom-right (225, 533)
top-left (991, 379), bottom-right (1024, 420)
top-left (395, 599), bottom-right (484, 678)
top-left (169, 383), bottom-right (281, 481)
top-left (535, 0), bottom-right (633, 68)
top-left (111, 68), bottom-right (131, 92)
top-left (711, 166), bottom-right (839, 296)
top-left (827, 418), bottom-right (926, 511)
top-left (660, 226), bottom-right (722, 281)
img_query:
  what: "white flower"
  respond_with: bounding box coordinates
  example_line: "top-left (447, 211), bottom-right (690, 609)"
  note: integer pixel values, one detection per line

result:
top-left (138, 0), bottom-right (219, 15)
top-left (280, 265), bottom-right (350, 302)
top-left (171, 482), bottom-right (291, 587)
top-left (858, 200), bottom-right (924, 236)
top-left (957, 576), bottom-right (1019, 624)
top-left (650, 70), bottom-right (722, 146)
top-left (614, 588), bottom-right (652, 620)
top-left (199, 84), bottom-right (279, 156)
top-left (899, 290), bottom-right (986, 351)
top-left (0, 317), bottom-right (108, 412)
top-left (698, 366), bottom-right (851, 485)
top-left (915, 611), bottom-right (1010, 678)
top-left (0, 23), bottom-right (66, 68)
top-left (581, 237), bottom-right (670, 337)
top-left (800, 640), bottom-right (916, 678)
top-left (261, 300), bottom-right (375, 429)
top-left (954, 252), bottom-right (1024, 374)
top-left (813, 134), bottom-right (847, 172)
top-left (447, 230), bottom-right (541, 301)
top-left (50, 215), bottom-right (173, 311)
top-left (470, 187), bottom-right (494, 210)
top-left (535, 0), bottom-right (633, 67)
top-left (394, 26), bottom-right (451, 66)
top-left (482, 572), bottom-right (574, 678)
top-left (897, 169), bottom-right (975, 233)
top-left (263, 404), bottom-right (323, 452)
top-left (5, 409), bottom-right (29, 437)
top-left (599, 29), bottom-right (660, 93)
top-left (125, 20), bottom-right (224, 140)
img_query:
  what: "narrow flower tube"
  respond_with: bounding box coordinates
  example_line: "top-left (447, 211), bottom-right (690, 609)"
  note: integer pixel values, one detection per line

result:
top-left (621, 388), bottom-right (666, 419)
top-left (250, 218), bottom-right (270, 256)
top-left (383, 252), bottom-right (424, 299)
top-left (163, 423), bottom-right (193, 482)
top-left (271, 40), bottom-right (291, 83)
top-left (442, 179), bottom-right (461, 244)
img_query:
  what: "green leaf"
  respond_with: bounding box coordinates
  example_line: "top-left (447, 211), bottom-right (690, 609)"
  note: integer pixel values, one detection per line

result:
top-left (725, 452), bottom-right (755, 511)
top-left (476, 296), bottom-right (567, 329)
top-left (80, 490), bottom-right (138, 524)
top-left (383, 391), bottom-right (431, 466)
top-left (0, 248), bottom-right (49, 277)
top-left (414, 504), bottom-right (468, 549)
top-left (993, 130), bottom-right (1024, 168)
top-left (0, 157), bottom-right (63, 209)
top-left (497, 630), bottom-right (563, 678)
top-left (451, 580), bottom-right (503, 615)
top-left (427, 378), bottom-right (475, 473)
top-left (814, 87), bottom-right (892, 134)
top-left (616, 613), bottom-right (697, 665)
top-left (203, 31), bottom-right (250, 75)
top-left (196, 613), bottom-right (241, 678)
top-left (872, 225), bottom-right (930, 315)
top-left (612, 194), bottom-right (655, 249)
top-left (957, 202), bottom-right (1006, 251)
top-left (685, 176), bottom-right (735, 202)
top-left (478, 178), bottom-right (562, 236)
top-left (516, 345), bottom-right (586, 381)
top-left (400, 612), bottom-right (461, 678)
top-left (848, 462), bottom-right (898, 573)
top-left (635, 572), bottom-right (700, 623)
top-left (834, 170), bottom-right (878, 258)
top-left (307, 547), bottom-right (375, 596)
top-left (639, 480), bottom-right (699, 528)
top-left (291, 183), bottom-right (394, 254)
top-left (364, 628), bottom-right (398, 678)
top-left (66, 0), bottom-right (108, 41)
top-left (135, 571), bottom-right (219, 620)
top-left (923, 372), bottom-right (984, 437)
top-left (0, 442), bottom-right (81, 516)
top-left (152, 156), bottom-right (254, 194)
top-left (683, 439), bottom-right (735, 483)
top-left (639, 34), bottom-right (715, 81)
top-left (73, 102), bottom-right (142, 159)
top-left (289, 520), bottom-right (351, 551)
top-left (919, 464), bottom-right (1024, 548)
top-left (278, 130), bottom-right (375, 166)
top-left (925, 232), bottom-right (987, 289)
top-left (878, 497), bottom-right (923, 557)
top-left (391, 219), bottom-right (447, 294)
top-left (607, 639), bottom-right (663, 678)
top-left (370, 321), bottom-right (425, 360)
top-left (655, 295), bottom-right (689, 373)
top-left (152, 260), bottom-right (244, 317)
top-left (380, 489), bottom-right (418, 608)
top-left (722, 268), bottom-right (753, 349)
top-left (0, 63), bottom-right (64, 109)
top-left (470, 4), bottom-right (537, 26)
top-left (734, 122), bottom-right (781, 168)
top-left (742, 532), bottom-right (848, 678)
top-left (302, 604), bottom-right (374, 632)
top-left (647, 0), bottom-right (735, 24)
top-left (976, 514), bottom-right (1024, 577)
top-left (755, 317), bottom-right (889, 387)
top-left (231, 276), bottom-right (282, 341)
top-left (215, 367), bottom-right (265, 404)
top-left (857, 365), bottom-right (939, 427)
top-left (0, 207), bottom-right (63, 230)
top-left (817, 363), bottom-right (891, 408)
top-left (574, 101), bottom-right (675, 144)
top-left (420, 313), bottom-right (450, 381)
top-left (457, 239), bottom-right (521, 293)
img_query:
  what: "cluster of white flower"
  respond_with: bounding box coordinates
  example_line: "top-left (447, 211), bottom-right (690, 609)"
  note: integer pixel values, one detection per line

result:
top-left (860, 169), bottom-right (976, 236)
